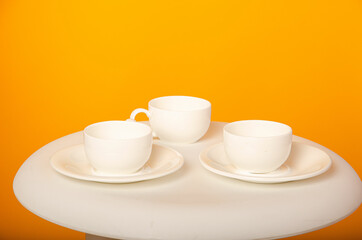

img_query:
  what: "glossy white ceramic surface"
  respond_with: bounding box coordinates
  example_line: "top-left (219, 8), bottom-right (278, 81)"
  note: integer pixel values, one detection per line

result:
top-left (200, 142), bottom-right (332, 183)
top-left (50, 143), bottom-right (184, 183)
top-left (84, 121), bottom-right (153, 175)
top-left (130, 96), bottom-right (211, 144)
top-left (224, 120), bottom-right (292, 173)
top-left (13, 122), bottom-right (362, 240)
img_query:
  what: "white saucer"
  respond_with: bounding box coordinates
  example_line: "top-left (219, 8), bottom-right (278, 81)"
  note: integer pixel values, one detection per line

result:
top-left (51, 144), bottom-right (184, 183)
top-left (199, 142), bottom-right (332, 183)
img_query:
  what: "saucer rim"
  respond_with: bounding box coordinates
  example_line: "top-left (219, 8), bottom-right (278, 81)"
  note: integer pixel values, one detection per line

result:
top-left (199, 142), bottom-right (332, 183)
top-left (50, 143), bottom-right (184, 183)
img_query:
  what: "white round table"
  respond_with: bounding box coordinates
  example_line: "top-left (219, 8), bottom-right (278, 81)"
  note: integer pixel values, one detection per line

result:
top-left (13, 122), bottom-right (362, 240)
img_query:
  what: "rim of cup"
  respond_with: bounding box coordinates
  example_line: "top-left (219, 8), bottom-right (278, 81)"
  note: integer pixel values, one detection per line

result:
top-left (224, 120), bottom-right (292, 138)
top-left (149, 96), bottom-right (211, 112)
top-left (84, 120), bottom-right (152, 141)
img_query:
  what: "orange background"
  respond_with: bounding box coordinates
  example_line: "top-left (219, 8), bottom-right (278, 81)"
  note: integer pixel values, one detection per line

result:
top-left (1, 0), bottom-right (361, 239)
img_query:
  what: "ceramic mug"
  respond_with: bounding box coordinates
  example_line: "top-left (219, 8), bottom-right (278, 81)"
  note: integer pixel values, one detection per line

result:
top-left (84, 121), bottom-right (153, 175)
top-left (129, 96), bottom-right (211, 144)
top-left (224, 120), bottom-right (292, 173)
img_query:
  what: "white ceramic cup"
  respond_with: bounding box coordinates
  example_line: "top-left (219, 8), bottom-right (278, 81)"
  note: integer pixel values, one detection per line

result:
top-left (224, 120), bottom-right (292, 173)
top-left (129, 96), bottom-right (211, 144)
top-left (84, 121), bottom-right (153, 175)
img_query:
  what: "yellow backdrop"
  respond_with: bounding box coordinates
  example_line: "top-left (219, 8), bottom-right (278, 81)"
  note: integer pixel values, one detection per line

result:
top-left (1, 0), bottom-right (361, 239)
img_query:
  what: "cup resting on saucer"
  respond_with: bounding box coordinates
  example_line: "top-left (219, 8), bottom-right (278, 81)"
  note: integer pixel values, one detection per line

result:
top-left (84, 120), bottom-right (153, 175)
top-left (223, 120), bottom-right (293, 173)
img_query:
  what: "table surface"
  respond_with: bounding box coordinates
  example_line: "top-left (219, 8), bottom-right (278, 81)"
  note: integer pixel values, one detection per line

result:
top-left (13, 122), bottom-right (362, 240)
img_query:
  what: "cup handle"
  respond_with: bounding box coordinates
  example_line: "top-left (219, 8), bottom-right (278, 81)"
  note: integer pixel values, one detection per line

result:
top-left (130, 108), bottom-right (151, 120)
top-left (127, 108), bottom-right (157, 138)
